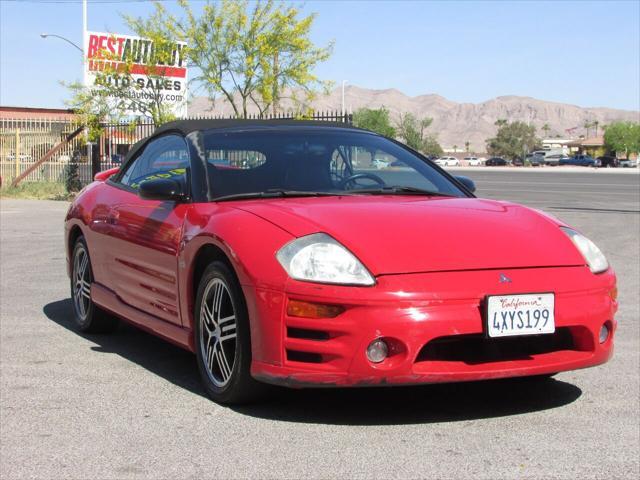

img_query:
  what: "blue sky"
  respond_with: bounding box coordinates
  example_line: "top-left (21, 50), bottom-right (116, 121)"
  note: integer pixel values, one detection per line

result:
top-left (1, 0), bottom-right (639, 110)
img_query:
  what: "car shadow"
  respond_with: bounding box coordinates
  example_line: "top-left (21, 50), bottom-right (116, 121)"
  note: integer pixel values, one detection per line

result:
top-left (234, 375), bottom-right (582, 425)
top-left (43, 298), bottom-right (205, 398)
top-left (44, 298), bottom-right (582, 425)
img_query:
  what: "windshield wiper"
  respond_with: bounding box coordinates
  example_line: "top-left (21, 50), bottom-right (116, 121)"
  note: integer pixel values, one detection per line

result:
top-left (214, 189), bottom-right (350, 202)
top-left (348, 186), bottom-right (457, 197)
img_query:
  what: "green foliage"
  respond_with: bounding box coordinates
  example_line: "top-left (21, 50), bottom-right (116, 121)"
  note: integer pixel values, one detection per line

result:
top-left (127, 0), bottom-right (333, 117)
top-left (0, 182), bottom-right (71, 201)
top-left (486, 121), bottom-right (540, 160)
top-left (422, 136), bottom-right (444, 157)
top-left (604, 121), bottom-right (640, 159)
top-left (352, 107), bottom-right (396, 137)
top-left (397, 113), bottom-right (442, 156)
top-left (65, 152), bottom-right (82, 193)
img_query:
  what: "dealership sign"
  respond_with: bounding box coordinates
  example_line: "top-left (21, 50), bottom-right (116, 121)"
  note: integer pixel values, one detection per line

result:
top-left (84, 31), bottom-right (188, 117)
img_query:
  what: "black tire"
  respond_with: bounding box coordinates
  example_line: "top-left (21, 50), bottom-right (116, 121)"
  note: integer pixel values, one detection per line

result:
top-left (194, 261), bottom-right (267, 404)
top-left (70, 237), bottom-right (118, 334)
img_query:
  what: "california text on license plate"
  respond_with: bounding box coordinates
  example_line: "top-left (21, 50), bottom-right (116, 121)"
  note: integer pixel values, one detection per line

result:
top-left (486, 293), bottom-right (555, 338)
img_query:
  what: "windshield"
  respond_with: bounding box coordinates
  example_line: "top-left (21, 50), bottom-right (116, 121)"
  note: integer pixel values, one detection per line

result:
top-left (202, 128), bottom-right (467, 200)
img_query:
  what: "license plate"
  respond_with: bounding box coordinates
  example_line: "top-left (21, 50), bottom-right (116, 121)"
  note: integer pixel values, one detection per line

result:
top-left (486, 293), bottom-right (555, 338)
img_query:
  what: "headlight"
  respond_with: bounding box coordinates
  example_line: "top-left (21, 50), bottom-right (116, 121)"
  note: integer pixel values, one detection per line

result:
top-left (276, 233), bottom-right (375, 286)
top-left (561, 227), bottom-right (609, 273)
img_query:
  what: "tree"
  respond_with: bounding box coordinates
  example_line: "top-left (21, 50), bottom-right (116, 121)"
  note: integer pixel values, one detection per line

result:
top-left (422, 136), bottom-right (444, 157)
top-left (594, 120), bottom-right (600, 137)
top-left (128, 0), bottom-right (333, 118)
top-left (352, 107), bottom-right (396, 137)
top-left (396, 113), bottom-right (442, 156)
top-left (542, 123), bottom-right (551, 138)
top-left (464, 140), bottom-right (470, 153)
top-left (494, 118), bottom-right (508, 127)
top-left (486, 120), bottom-right (540, 160)
top-left (65, 149), bottom-right (83, 193)
top-left (604, 121), bottom-right (640, 159)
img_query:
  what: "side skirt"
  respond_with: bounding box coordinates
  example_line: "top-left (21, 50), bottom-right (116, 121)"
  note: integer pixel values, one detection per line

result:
top-left (91, 283), bottom-right (195, 352)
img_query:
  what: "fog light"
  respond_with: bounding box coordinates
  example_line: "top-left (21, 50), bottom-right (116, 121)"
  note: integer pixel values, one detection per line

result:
top-left (366, 338), bottom-right (388, 363)
top-left (599, 324), bottom-right (610, 344)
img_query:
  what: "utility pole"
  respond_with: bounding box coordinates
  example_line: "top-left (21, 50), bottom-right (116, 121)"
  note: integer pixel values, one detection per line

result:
top-left (341, 80), bottom-right (347, 118)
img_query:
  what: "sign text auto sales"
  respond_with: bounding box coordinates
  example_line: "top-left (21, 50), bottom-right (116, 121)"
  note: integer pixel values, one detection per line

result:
top-left (84, 31), bottom-right (188, 117)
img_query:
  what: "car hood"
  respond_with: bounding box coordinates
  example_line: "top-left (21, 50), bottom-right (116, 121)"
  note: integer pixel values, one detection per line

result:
top-left (232, 196), bottom-right (585, 275)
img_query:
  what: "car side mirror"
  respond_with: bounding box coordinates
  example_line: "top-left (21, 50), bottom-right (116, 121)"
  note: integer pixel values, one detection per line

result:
top-left (138, 178), bottom-right (186, 202)
top-left (455, 175), bottom-right (476, 193)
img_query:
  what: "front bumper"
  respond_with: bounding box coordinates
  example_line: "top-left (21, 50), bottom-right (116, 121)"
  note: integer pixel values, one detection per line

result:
top-left (248, 266), bottom-right (617, 387)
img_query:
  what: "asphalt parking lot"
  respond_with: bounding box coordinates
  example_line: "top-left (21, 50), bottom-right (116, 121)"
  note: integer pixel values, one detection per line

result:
top-left (1, 170), bottom-right (639, 479)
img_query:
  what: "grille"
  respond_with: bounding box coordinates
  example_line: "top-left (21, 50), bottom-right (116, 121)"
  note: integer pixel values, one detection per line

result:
top-left (416, 327), bottom-right (576, 364)
top-left (286, 350), bottom-right (324, 363)
top-left (286, 327), bottom-right (330, 341)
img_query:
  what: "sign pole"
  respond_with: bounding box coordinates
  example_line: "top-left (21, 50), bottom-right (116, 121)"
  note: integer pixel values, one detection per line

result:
top-left (82, 0), bottom-right (87, 83)
top-left (15, 129), bottom-right (20, 180)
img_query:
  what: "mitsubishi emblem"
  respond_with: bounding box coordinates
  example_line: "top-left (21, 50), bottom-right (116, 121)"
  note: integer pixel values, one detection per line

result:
top-left (499, 273), bottom-right (512, 283)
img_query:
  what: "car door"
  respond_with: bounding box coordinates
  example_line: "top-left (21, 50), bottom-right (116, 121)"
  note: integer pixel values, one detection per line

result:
top-left (105, 134), bottom-right (192, 326)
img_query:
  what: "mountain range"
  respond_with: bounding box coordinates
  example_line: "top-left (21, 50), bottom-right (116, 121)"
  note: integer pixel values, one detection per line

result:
top-left (189, 85), bottom-right (639, 151)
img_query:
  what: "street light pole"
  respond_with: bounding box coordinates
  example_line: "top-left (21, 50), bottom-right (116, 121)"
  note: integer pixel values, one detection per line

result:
top-left (341, 80), bottom-right (347, 118)
top-left (39, 34), bottom-right (83, 53)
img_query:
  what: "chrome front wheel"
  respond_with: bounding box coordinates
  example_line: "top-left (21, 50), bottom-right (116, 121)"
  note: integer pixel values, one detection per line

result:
top-left (199, 278), bottom-right (238, 388)
top-left (194, 261), bottom-right (266, 404)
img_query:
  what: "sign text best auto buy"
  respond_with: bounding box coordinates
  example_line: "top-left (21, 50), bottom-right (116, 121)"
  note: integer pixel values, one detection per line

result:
top-left (84, 31), bottom-right (188, 117)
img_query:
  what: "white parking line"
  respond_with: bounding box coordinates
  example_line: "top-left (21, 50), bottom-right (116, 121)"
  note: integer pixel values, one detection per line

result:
top-left (479, 189), bottom-right (638, 196)
top-left (478, 181), bottom-right (639, 188)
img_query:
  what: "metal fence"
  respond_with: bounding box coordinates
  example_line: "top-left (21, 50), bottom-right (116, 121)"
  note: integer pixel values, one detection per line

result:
top-left (0, 118), bottom-right (86, 184)
top-left (0, 111), bottom-right (352, 186)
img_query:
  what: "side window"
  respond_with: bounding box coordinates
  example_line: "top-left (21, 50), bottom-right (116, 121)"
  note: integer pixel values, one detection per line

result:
top-left (206, 149), bottom-right (266, 170)
top-left (120, 135), bottom-right (190, 190)
top-left (331, 144), bottom-right (438, 191)
top-left (329, 146), bottom-right (353, 183)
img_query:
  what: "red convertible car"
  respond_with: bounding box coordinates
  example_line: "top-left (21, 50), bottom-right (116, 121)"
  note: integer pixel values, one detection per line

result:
top-left (65, 120), bottom-right (617, 404)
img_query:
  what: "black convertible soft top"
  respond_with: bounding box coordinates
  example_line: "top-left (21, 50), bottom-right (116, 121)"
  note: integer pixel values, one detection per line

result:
top-left (121, 119), bottom-right (367, 169)
top-left (155, 118), bottom-right (361, 136)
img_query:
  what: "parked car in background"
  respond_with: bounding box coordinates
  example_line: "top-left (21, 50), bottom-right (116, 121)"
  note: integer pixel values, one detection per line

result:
top-left (544, 154), bottom-right (564, 166)
top-left (619, 158), bottom-right (637, 168)
top-left (5, 153), bottom-right (33, 162)
top-left (525, 153), bottom-right (546, 166)
top-left (559, 154), bottom-right (596, 167)
top-left (435, 156), bottom-right (460, 167)
top-left (372, 158), bottom-right (392, 169)
top-left (512, 157), bottom-right (524, 167)
top-left (109, 154), bottom-right (124, 165)
top-left (463, 156), bottom-right (482, 166)
top-left (595, 156), bottom-right (619, 168)
top-left (485, 157), bottom-right (508, 166)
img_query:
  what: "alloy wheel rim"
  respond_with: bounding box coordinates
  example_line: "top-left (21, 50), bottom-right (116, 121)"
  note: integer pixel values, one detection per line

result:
top-left (73, 246), bottom-right (91, 321)
top-left (200, 278), bottom-right (237, 387)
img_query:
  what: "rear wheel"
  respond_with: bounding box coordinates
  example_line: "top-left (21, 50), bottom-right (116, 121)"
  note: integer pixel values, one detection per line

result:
top-left (70, 237), bottom-right (118, 333)
top-left (194, 261), bottom-right (266, 404)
